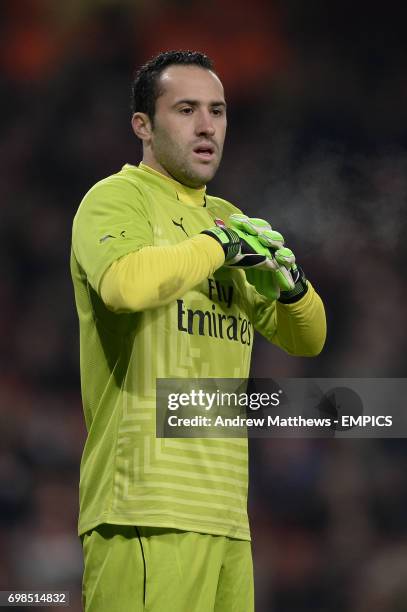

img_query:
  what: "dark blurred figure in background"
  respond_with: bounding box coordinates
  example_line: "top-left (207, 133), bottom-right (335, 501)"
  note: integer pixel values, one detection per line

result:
top-left (1, 1), bottom-right (406, 611)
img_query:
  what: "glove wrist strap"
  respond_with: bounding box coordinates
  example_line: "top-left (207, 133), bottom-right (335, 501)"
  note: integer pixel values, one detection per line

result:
top-left (278, 266), bottom-right (308, 304)
top-left (201, 227), bottom-right (240, 262)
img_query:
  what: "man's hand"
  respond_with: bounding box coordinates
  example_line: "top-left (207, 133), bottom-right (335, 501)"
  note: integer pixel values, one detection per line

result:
top-left (228, 214), bottom-right (308, 303)
top-left (201, 224), bottom-right (278, 270)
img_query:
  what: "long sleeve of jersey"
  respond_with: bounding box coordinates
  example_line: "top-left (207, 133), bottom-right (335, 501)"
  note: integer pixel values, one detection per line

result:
top-left (251, 282), bottom-right (326, 356)
top-left (101, 236), bottom-right (326, 356)
top-left (100, 234), bottom-right (225, 312)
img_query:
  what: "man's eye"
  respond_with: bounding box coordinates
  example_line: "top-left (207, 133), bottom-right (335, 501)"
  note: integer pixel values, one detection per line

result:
top-left (212, 108), bottom-right (224, 116)
top-left (180, 107), bottom-right (193, 114)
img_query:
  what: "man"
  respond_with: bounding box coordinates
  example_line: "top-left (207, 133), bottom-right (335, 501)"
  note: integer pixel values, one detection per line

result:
top-left (71, 50), bottom-right (326, 612)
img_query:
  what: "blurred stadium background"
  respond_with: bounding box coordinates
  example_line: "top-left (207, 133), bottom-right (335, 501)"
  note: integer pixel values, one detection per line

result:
top-left (1, 1), bottom-right (407, 610)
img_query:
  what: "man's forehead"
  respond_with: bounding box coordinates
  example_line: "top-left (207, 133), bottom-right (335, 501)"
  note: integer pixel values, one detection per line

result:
top-left (158, 65), bottom-right (224, 100)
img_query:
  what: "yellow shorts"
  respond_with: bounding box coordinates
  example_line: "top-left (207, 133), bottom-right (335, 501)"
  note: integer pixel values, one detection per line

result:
top-left (81, 523), bottom-right (254, 612)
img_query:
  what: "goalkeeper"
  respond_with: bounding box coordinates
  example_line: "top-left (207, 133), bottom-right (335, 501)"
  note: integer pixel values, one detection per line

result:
top-left (71, 50), bottom-right (326, 612)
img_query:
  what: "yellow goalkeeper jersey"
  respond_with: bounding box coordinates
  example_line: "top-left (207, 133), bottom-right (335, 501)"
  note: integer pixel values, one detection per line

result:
top-left (71, 162), bottom-right (325, 539)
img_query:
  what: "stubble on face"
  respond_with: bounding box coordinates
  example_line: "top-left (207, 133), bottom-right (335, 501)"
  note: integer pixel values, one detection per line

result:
top-left (150, 121), bottom-right (204, 188)
top-left (146, 65), bottom-right (227, 188)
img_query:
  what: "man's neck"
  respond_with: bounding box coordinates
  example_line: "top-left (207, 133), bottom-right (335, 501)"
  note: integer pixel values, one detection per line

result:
top-left (141, 156), bottom-right (205, 190)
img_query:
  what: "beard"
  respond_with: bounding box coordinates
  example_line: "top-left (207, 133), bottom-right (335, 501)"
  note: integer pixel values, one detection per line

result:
top-left (151, 129), bottom-right (223, 188)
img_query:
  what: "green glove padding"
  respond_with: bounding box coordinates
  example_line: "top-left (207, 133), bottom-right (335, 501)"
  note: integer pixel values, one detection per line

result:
top-left (227, 214), bottom-right (307, 303)
top-left (201, 225), bottom-right (277, 270)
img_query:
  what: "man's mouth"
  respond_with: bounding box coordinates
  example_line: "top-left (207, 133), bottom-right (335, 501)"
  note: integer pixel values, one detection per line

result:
top-left (193, 144), bottom-right (215, 160)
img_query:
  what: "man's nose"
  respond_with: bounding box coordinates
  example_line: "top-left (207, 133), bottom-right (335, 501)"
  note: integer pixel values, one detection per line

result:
top-left (195, 111), bottom-right (215, 136)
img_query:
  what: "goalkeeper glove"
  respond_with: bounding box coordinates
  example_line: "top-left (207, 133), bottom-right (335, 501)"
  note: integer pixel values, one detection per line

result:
top-left (201, 224), bottom-right (277, 270)
top-left (228, 214), bottom-right (308, 303)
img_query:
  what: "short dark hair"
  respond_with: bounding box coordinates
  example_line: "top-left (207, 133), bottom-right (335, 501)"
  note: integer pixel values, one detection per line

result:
top-left (131, 50), bottom-right (215, 122)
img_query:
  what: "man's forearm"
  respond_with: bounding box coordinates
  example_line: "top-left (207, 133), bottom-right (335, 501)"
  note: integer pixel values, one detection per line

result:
top-left (100, 235), bottom-right (224, 312)
top-left (272, 283), bottom-right (326, 356)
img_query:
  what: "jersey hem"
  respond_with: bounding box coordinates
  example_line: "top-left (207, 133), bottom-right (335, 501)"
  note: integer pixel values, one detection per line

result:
top-left (78, 514), bottom-right (251, 542)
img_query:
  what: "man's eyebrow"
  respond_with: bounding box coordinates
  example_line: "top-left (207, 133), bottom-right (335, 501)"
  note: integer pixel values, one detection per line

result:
top-left (173, 99), bottom-right (227, 108)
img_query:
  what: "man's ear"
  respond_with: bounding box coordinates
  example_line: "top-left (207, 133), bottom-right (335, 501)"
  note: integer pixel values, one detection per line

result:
top-left (131, 112), bottom-right (153, 141)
